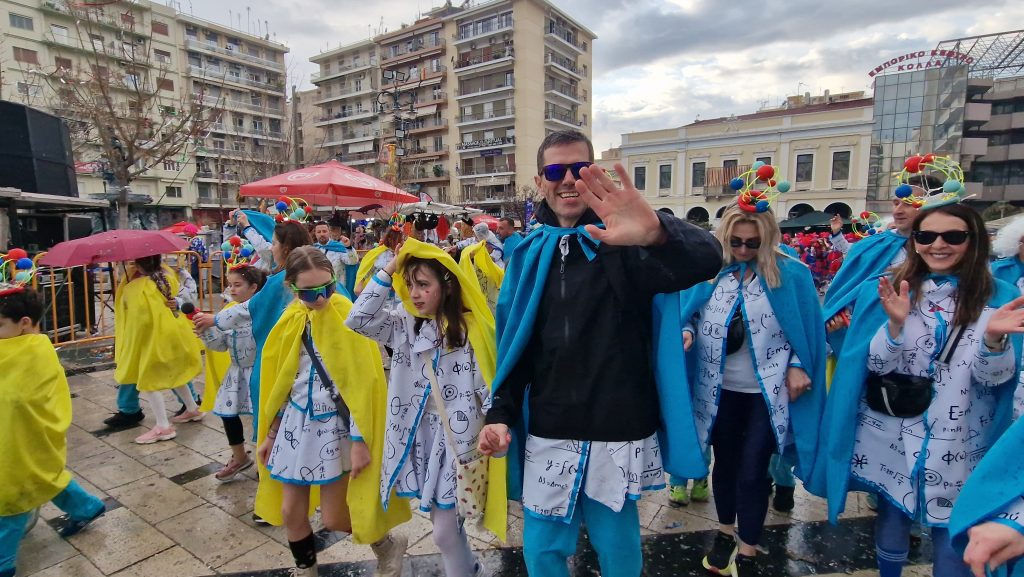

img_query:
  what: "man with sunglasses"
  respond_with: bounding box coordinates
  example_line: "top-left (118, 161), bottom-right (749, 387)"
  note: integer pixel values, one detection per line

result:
top-left (478, 130), bottom-right (722, 577)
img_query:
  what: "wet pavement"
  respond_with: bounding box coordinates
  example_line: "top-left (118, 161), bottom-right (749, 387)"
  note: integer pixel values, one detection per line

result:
top-left (18, 369), bottom-right (934, 576)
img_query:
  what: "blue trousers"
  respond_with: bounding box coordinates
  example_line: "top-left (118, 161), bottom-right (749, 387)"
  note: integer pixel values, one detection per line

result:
top-left (875, 496), bottom-right (970, 577)
top-left (523, 495), bottom-right (642, 577)
top-left (0, 480), bottom-right (104, 574)
top-left (116, 382), bottom-right (197, 414)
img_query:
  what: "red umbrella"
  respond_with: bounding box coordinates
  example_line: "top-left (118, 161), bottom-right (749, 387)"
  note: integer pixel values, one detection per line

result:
top-left (161, 221), bottom-right (200, 235)
top-left (39, 230), bottom-right (188, 267)
top-left (239, 160), bottom-right (418, 207)
top-left (471, 214), bottom-right (500, 231)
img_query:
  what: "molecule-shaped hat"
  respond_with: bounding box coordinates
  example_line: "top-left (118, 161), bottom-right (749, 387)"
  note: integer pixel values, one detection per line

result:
top-left (273, 195), bottom-right (311, 223)
top-left (729, 161), bottom-right (791, 213)
top-left (220, 236), bottom-right (256, 269)
top-left (0, 248), bottom-right (37, 296)
top-left (894, 154), bottom-right (971, 210)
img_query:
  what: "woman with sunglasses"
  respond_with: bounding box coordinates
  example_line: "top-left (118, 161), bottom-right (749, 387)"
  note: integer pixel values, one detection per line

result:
top-left (990, 215), bottom-right (1024, 421)
top-left (822, 203), bottom-right (1024, 577)
top-left (675, 204), bottom-right (826, 575)
top-left (254, 247), bottom-right (409, 577)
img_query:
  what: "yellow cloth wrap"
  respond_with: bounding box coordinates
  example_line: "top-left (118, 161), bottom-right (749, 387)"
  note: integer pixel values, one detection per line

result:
top-left (826, 355), bottom-right (836, 393)
top-left (355, 244), bottom-right (389, 289)
top-left (458, 240), bottom-right (505, 312)
top-left (393, 238), bottom-right (508, 541)
top-left (200, 301), bottom-right (236, 413)
top-left (114, 267), bottom-right (202, 392)
top-left (254, 294), bottom-right (411, 544)
top-left (0, 334), bottom-right (73, 515)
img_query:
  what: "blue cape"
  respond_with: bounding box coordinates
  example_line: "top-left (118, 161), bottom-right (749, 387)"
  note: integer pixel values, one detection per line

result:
top-left (822, 231), bottom-right (908, 354)
top-left (991, 257), bottom-right (1023, 292)
top-left (493, 223), bottom-right (706, 499)
top-left (951, 416), bottom-right (1024, 577)
top-left (500, 233), bottom-right (523, 264)
top-left (315, 240), bottom-right (350, 254)
top-left (816, 277), bottom-right (1021, 522)
top-left (665, 256), bottom-right (827, 485)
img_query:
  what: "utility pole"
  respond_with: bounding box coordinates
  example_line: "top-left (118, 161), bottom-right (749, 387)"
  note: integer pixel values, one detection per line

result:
top-left (376, 68), bottom-right (417, 188)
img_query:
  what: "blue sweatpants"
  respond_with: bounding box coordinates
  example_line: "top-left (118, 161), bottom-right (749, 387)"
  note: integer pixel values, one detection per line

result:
top-left (523, 495), bottom-right (642, 577)
top-left (0, 480), bottom-right (104, 574)
top-left (116, 382), bottom-right (197, 414)
top-left (875, 496), bottom-right (970, 577)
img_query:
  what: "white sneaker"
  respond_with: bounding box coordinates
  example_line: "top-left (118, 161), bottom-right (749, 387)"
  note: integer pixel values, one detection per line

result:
top-left (370, 533), bottom-right (408, 577)
top-left (287, 564), bottom-right (318, 577)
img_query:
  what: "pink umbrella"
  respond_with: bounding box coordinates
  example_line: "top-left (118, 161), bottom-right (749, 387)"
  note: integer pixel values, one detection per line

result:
top-left (472, 213), bottom-right (501, 231)
top-left (39, 230), bottom-right (188, 267)
top-left (239, 160), bottom-right (419, 207)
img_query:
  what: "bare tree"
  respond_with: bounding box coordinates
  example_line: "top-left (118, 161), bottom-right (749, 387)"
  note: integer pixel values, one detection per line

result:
top-left (33, 1), bottom-right (221, 229)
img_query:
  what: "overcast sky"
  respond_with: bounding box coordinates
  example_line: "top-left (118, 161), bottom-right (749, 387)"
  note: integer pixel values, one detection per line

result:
top-left (183, 0), bottom-right (1024, 153)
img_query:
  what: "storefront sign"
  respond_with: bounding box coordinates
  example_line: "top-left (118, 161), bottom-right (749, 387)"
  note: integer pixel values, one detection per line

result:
top-left (868, 49), bottom-right (973, 77)
top-left (480, 148), bottom-right (504, 157)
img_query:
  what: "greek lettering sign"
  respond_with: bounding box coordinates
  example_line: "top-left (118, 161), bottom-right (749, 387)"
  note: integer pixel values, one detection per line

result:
top-left (868, 49), bottom-right (974, 77)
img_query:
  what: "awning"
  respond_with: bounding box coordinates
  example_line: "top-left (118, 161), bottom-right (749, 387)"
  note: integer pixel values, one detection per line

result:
top-left (415, 104), bottom-right (437, 116)
top-left (0, 188), bottom-right (110, 209)
top-left (778, 211), bottom-right (851, 230)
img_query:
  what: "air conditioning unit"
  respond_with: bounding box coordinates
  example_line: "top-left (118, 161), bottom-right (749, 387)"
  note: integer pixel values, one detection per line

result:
top-left (469, 42), bottom-right (476, 49)
top-left (225, 45), bottom-right (234, 51)
top-left (489, 37), bottom-right (496, 44)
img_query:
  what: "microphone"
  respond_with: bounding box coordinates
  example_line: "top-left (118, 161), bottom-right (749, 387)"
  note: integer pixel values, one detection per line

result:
top-left (180, 302), bottom-right (197, 320)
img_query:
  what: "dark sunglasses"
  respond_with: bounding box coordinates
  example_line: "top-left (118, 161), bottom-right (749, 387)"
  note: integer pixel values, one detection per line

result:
top-left (912, 230), bottom-right (970, 246)
top-left (541, 162), bottom-right (593, 182)
top-left (729, 237), bottom-right (762, 249)
top-left (291, 279), bottom-right (336, 303)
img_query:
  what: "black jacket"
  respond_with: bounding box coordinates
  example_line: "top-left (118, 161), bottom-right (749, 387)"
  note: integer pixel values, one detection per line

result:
top-left (485, 201), bottom-right (722, 441)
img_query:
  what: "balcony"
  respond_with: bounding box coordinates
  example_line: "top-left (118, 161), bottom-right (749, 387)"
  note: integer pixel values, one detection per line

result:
top-left (315, 109), bottom-right (378, 126)
top-left (544, 25), bottom-right (586, 54)
top-left (196, 171), bottom-right (238, 182)
top-left (457, 135), bottom-right (515, 152)
top-left (402, 167), bottom-right (450, 184)
top-left (965, 102), bottom-right (992, 127)
top-left (41, 1), bottom-right (150, 33)
top-left (314, 84), bottom-right (376, 105)
top-left (453, 19), bottom-right (514, 46)
top-left (43, 34), bottom-right (152, 67)
top-left (311, 57), bottom-right (379, 83)
top-left (405, 144), bottom-right (449, 160)
top-left (380, 38), bottom-right (446, 65)
top-left (457, 107), bottom-right (515, 126)
top-left (406, 118), bottom-right (449, 134)
top-left (544, 109), bottom-right (585, 128)
top-left (458, 164), bottom-right (514, 178)
top-left (544, 82), bottom-right (586, 104)
top-left (188, 65), bottom-right (284, 92)
top-left (381, 66), bottom-right (446, 90)
top-left (336, 150), bottom-right (379, 165)
top-left (545, 53), bottom-right (586, 78)
top-left (454, 47), bottom-right (515, 73)
top-left (456, 80), bottom-right (514, 100)
top-left (184, 38), bottom-right (283, 71)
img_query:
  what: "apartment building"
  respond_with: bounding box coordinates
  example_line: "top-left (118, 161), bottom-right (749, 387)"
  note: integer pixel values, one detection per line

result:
top-left (309, 39), bottom-right (381, 176)
top-left (288, 86), bottom-right (321, 168)
top-left (1, 0), bottom-right (287, 227)
top-left (613, 92), bottom-right (874, 225)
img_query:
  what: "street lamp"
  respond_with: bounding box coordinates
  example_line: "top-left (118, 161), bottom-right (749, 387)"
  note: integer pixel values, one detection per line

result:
top-left (376, 68), bottom-right (419, 186)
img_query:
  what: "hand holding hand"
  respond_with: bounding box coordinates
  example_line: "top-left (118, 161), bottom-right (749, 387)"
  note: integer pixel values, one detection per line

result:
top-left (682, 331), bottom-right (693, 352)
top-left (478, 424), bottom-right (511, 457)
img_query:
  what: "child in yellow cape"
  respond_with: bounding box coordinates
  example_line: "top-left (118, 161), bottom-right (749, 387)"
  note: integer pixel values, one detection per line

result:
top-left (0, 287), bottom-right (106, 577)
top-left (114, 255), bottom-right (203, 445)
top-left (346, 238), bottom-right (508, 577)
top-left (354, 228), bottom-right (403, 295)
top-left (459, 237), bottom-right (505, 314)
top-left (254, 247), bottom-right (410, 577)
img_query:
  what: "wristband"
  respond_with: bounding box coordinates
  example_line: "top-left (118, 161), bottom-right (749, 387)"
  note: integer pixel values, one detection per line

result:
top-left (267, 429), bottom-right (278, 439)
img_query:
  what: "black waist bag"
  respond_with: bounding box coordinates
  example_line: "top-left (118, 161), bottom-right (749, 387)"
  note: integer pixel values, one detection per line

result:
top-left (724, 306), bottom-right (745, 356)
top-left (865, 324), bottom-right (964, 418)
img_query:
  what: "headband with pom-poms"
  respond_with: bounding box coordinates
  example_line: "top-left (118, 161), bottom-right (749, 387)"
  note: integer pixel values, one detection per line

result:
top-left (894, 153), bottom-right (972, 210)
top-left (730, 161), bottom-right (791, 213)
top-left (388, 212), bottom-right (404, 232)
top-left (273, 195), bottom-right (311, 223)
top-left (0, 248), bottom-right (37, 296)
top-left (219, 235), bottom-right (255, 269)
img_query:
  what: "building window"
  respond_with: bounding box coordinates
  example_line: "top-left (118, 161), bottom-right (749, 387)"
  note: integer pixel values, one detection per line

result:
top-left (658, 164), bottom-right (672, 190)
top-left (692, 162), bottom-right (706, 187)
top-left (831, 151), bottom-right (851, 181)
top-left (796, 154), bottom-right (814, 182)
top-left (54, 56), bottom-right (72, 71)
top-left (154, 49), bottom-right (172, 64)
top-left (9, 13), bottom-right (33, 31)
top-left (157, 78), bottom-right (174, 91)
top-left (164, 186), bottom-right (182, 198)
top-left (755, 156), bottom-right (772, 165)
top-left (152, 21), bottom-right (169, 35)
top-left (633, 166), bottom-right (647, 190)
top-left (13, 47), bottom-right (39, 64)
top-left (16, 82), bottom-right (41, 97)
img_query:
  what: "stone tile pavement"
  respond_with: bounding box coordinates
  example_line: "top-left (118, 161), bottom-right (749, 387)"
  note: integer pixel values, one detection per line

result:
top-left (17, 369), bottom-right (935, 576)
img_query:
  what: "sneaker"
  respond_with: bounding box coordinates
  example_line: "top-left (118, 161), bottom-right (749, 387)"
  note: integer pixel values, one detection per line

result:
top-left (772, 485), bottom-right (795, 513)
top-left (134, 426), bottom-right (176, 444)
top-left (370, 532), bottom-right (408, 577)
top-left (215, 457), bottom-right (254, 482)
top-left (668, 484), bottom-right (690, 507)
top-left (702, 531), bottom-right (737, 575)
top-left (56, 504), bottom-right (106, 537)
top-left (173, 404), bottom-right (187, 417)
top-left (287, 564), bottom-right (318, 577)
top-left (103, 411), bottom-right (145, 430)
top-left (734, 553), bottom-right (757, 577)
top-left (252, 513), bottom-right (270, 526)
top-left (170, 409), bottom-right (205, 423)
top-left (691, 478), bottom-right (711, 503)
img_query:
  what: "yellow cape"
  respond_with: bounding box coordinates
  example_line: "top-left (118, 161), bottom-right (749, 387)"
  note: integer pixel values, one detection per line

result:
top-left (393, 238), bottom-right (508, 541)
top-left (355, 244), bottom-right (389, 290)
top-left (458, 240), bottom-right (505, 312)
top-left (200, 301), bottom-right (236, 413)
top-left (254, 294), bottom-right (411, 544)
top-left (0, 334), bottom-right (73, 515)
top-left (114, 267), bottom-right (202, 392)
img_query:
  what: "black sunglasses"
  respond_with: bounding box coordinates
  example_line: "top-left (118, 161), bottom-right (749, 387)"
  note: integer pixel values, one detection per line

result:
top-left (912, 230), bottom-right (971, 246)
top-left (729, 237), bottom-right (762, 249)
top-left (541, 162), bottom-right (593, 182)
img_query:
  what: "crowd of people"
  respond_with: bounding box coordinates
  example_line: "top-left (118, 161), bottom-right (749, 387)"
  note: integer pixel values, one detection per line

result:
top-left (3, 129), bottom-right (1024, 577)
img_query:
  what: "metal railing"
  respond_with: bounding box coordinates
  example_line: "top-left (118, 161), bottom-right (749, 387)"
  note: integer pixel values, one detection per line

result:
top-left (381, 38), bottom-right (446, 62)
top-left (459, 107), bottom-right (515, 123)
top-left (454, 48), bottom-right (514, 70)
top-left (311, 57), bottom-right (379, 82)
top-left (184, 38), bottom-right (283, 70)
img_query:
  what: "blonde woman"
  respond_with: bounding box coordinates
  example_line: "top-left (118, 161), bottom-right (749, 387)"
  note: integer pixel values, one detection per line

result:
top-left (675, 204), bottom-right (826, 575)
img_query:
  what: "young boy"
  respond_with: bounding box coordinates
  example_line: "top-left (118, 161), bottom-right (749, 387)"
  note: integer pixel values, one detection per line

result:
top-left (0, 287), bottom-right (106, 577)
